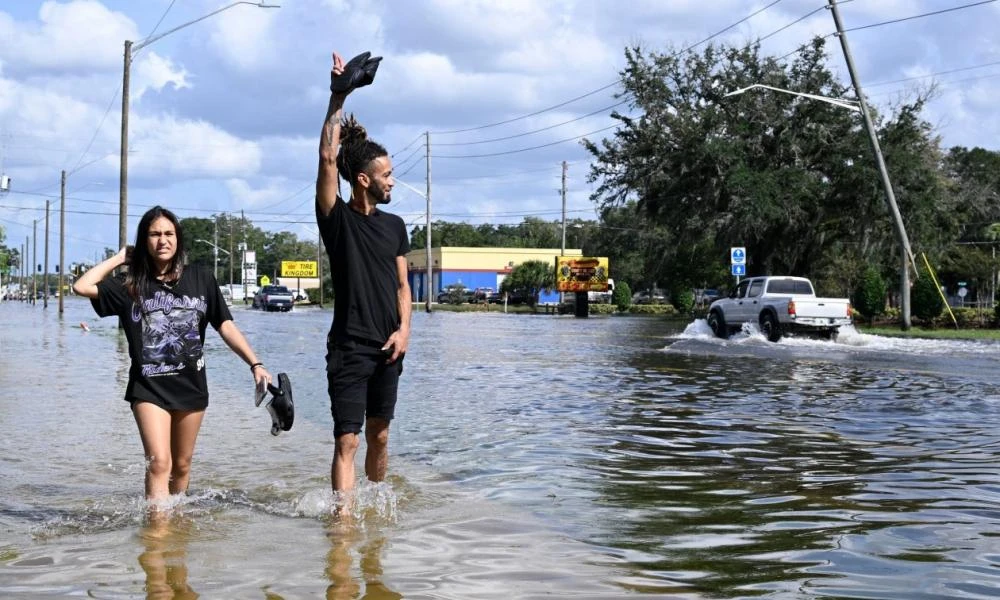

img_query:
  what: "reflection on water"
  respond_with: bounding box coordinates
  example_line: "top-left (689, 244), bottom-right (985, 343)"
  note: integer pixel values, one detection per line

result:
top-left (139, 514), bottom-right (198, 600)
top-left (3, 300), bottom-right (1000, 598)
top-left (326, 525), bottom-right (402, 600)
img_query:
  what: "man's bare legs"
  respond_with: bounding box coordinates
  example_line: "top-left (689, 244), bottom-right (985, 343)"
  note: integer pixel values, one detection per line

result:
top-left (332, 433), bottom-right (360, 492)
top-left (364, 417), bottom-right (390, 482)
top-left (331, 418), bottom-right (390, 518)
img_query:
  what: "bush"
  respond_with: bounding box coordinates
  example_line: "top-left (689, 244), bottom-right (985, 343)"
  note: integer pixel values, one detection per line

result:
top-left (951, 307), bottom-right (980, 327)
top-left (671, 287), bottom-right (695, 313)
top-left (627, 304), bottom-right (679, 316)
top-left (852, 266), bottom-right (886, 323)
top-left (612, 281), bottom-right (632, 312)
top-left (911, 271), bottom-right (944, 323)
top-left (589, 303), bottom-right (617, 315)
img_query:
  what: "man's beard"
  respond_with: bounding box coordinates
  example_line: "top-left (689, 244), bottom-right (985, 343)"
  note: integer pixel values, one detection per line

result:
top-left (372, 182), bottom-right (391, 205)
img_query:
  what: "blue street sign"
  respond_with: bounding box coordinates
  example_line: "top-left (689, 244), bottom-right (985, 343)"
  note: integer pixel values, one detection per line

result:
top-left (731, 247), bottom-right (746, 264)
top-left (732, 264), bottom-right (746, 276)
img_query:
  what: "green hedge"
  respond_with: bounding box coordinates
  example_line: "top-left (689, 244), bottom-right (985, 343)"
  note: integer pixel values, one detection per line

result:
top-left (627, 304), bottom-right (679, 316)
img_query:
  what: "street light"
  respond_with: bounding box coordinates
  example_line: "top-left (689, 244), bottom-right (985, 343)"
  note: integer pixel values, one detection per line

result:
top-left (724, 84), bottom-right (861, 112)
top-left (119, 2), bottom-right (280, 249)
top-left (396, 177), bottom-right (433, 313)
top-left (196, 238), bottom-right (231, 282)
top-left (724, 82), bottom-right (916, 329)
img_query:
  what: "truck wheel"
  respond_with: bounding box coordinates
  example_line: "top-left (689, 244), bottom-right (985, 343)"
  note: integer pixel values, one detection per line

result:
top-left (707, 310), bottom-right (728, 339)
top-left (760, 312), bottom-right (782, 342)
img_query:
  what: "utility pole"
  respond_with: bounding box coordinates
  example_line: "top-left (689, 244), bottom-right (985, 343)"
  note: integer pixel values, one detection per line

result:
top-left (213, 216), bottom-right (219, 281)
top-left (424, 131), bottom-right (432, 313)
top-left (560, 161), bottom-right (567, 304)
top-left (828, 0), bottom-right (915, 329)
top-left (43, 201), bottom-right (50, 308)
top-left (229, 218), bottom-right (234, 286)
top-left (560, 161), bottom-right (567, 254)
top-left (59, 170), bottom-right (66, 313)
top-left (241, 209), bottom-right (247, 302)
top-left (119, 3), bottom-right (279, 251)
top-left (31, 220), bottom-right (37, 305)
top-left (22, 238), bottom-right (27, 302)
top-left (119, 40), bottom-right (132, 250)
top-left (317, 230), bottom-right (324, 307)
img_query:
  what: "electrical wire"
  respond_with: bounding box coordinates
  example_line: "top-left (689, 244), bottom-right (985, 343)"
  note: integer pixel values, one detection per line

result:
top-left (429, 0), bottom-right (789, 136)
top-left (65, 1), bottom-right (176, 175)
top-left (841, 0), bottom-right (996, 33)
top-left (865, 59), bottom-right (1000, 88)
top-left (433, 124), bottom-right (618, 159)
top-left (391, 132), bottom-right (425, 158)
top-left (434, 101), bottom-right (629, 147)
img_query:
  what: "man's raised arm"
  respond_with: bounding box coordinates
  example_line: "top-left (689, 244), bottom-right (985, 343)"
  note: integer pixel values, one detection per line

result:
top-left (317, 52), bottom-right (347, 217)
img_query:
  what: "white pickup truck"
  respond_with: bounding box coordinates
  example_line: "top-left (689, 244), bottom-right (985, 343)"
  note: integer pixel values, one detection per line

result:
top-left (706, 276), bottom-right (851, 342)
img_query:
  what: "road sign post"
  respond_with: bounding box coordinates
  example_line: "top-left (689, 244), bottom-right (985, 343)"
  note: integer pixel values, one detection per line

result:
top-left (731, 247), bottom-right (746, 283)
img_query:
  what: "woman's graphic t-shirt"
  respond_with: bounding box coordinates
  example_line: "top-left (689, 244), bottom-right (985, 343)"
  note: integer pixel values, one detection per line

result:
top-left (91, 266), bottom-right (232, 410)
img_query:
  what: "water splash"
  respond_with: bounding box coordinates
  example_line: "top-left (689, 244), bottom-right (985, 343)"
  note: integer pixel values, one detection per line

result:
top-left (293, 480), bottom-right (400, 525)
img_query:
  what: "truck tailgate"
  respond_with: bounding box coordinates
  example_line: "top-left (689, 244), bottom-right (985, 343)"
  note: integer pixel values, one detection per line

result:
top-left (792, 298), bottom-right (849, 320)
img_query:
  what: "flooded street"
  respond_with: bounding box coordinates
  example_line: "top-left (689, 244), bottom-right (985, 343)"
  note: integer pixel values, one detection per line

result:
top-left (2, 298), bottom-right (1000, 598)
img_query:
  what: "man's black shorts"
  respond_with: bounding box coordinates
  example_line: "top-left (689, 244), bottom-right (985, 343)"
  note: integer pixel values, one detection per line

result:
top-left (326, 335), bottom-right (403, 437)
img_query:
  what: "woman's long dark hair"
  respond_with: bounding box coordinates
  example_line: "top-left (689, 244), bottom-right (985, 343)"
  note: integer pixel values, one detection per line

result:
top-left (336, 114), bottom-right (387, 192)
top-left (125, 206), bottom-right (186, 302)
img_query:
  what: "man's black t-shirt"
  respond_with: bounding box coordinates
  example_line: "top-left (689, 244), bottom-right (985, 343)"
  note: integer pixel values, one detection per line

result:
top-left (91, 266), bottom-right (232, 410)
top-left (317, 197), bottom-right (409, 345)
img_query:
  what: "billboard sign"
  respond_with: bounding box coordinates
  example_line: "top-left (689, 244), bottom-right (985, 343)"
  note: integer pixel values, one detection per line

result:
top-left (281, 260), bottom-right (318, 277)
top-left (555, 256), bottom-right (610, 293)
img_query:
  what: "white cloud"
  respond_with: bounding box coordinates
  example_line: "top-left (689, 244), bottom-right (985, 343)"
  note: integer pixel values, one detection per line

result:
top-left (132, 51), bottom-right (190, 100)
top-left (0, 0), bottom-right (137, 73)
top-left (224, 176), bottom-right (308, 210)
top-left (208, 4), bottom-right (281, 71)
top-left (128, 114), bottom-right (262, 179)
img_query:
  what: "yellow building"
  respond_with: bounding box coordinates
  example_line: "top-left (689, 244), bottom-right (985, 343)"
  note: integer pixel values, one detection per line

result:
top-left (405, 246), bottom-right (583, 303)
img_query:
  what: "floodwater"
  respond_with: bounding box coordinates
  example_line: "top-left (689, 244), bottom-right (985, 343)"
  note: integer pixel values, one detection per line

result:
top-left (2, 298), bottom-right (1000, 599)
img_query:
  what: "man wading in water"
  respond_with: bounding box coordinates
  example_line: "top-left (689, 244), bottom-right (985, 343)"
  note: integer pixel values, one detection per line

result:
top-left (315, 50), bottom-right (411, 513)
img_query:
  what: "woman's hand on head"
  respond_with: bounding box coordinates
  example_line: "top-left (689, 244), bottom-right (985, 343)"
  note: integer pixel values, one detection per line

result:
top-left (116, 245), bottom-right (133, 266)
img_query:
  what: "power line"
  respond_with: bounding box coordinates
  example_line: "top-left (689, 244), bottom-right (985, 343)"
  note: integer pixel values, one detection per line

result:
top-left (392, 144), bottom-right (425, 170)
top-left (139, 0), bottom-right (177, 55)
top-left (430, 84), bottom-right (620, 136)
top-left (841, 0), bottom-right (997, 33)
top-left (433, 124), bottom-right (618, 159)
top-left (67, 86), bottom-right (121, 175)
top-left (63, 0), bottom-right (177, 175)
top-left (395, 156), bottom-right (426, 179)
top-left (779, 0), bottom-right (996, 61)
top-left (434, 101), bottom-right (629, 147)
top-left (428, 0), bottom-right (793, 137)
top-left (685, 0), bottom-right (784, 50)
top-left (391, 132), bottom-right (425, 158)
top-left (865, 59), bottom-right (1000, 88)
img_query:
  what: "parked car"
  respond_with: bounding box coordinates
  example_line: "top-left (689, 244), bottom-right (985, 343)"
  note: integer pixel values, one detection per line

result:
top-left (694, 288), bottom-right (721, 306)
top-left (252, 285), bottom-right (294, 312)
top-left (469, 287), bottom-right (494, 303)
top-left (632, 288), bottom-right (667, 305)
top-left (437, 285), bottom-right (474, 304)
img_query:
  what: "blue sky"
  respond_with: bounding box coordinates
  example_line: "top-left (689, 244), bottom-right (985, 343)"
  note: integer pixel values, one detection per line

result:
top-left (1, 0), bottom-right (998, 265)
